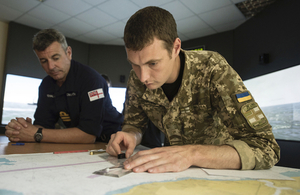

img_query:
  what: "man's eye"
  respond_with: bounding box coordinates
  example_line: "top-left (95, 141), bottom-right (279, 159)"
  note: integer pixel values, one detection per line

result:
top-left (150, 62), bottom-right (157, 66)
top-left (53, 58), bottom-right (59, 61)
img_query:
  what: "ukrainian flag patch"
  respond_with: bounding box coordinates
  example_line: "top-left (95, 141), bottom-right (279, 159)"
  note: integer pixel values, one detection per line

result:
top-left (236, 91), bottom-right (252, 103)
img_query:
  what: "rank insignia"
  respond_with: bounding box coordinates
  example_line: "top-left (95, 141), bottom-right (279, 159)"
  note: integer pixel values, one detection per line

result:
top-left (236, 91), bottom-right (252, 103)
top-left (60, 111), bottom-right (71, 122)
top-left (241, 102), bottom-right (268, 130)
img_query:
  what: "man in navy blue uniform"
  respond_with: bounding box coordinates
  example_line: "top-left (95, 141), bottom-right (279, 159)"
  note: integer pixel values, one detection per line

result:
top-left (5, 29), bottom-right (123, 143)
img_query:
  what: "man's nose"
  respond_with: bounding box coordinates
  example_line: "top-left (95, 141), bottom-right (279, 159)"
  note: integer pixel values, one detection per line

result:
top-left (48, 60), bottom-right (55, 70)
top-left (139, 67), bottom-right (150, 83)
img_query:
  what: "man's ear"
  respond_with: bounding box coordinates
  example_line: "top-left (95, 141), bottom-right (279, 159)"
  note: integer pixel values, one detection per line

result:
top-left (173, 38), bottom-right (181, 56)
top-left (67, 46), bottom-right (72, 60)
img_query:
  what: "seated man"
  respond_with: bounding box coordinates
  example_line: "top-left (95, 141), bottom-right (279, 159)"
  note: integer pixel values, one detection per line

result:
top-left (5, 29), bottom-right (123, 144)
top-left (106, 6), bottom-right (280, 172)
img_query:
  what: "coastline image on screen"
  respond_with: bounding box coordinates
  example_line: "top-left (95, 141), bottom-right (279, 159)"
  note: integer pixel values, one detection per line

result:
top-left (1, 74), bottom-right (42, 125)
top-left (243, 64), bottom-right (300, 141)
top-left (108, 87), bottom-right (126, 113)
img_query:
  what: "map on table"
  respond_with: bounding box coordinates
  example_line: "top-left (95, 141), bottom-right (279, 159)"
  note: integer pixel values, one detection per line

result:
top-left (0, 147), bottom-right (299, 195)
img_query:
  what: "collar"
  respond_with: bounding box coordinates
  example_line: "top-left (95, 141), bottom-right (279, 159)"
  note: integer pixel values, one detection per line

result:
top-left (141, 49), bottom-right (193, 108)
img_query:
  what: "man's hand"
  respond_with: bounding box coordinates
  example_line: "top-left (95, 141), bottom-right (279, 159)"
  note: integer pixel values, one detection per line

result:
top-left (5, 117), bottom-right (37, 142)
top-left (123, 145), bottom-right (193, 173)
top-left (106, 131), bottom-right (140, 158)
top-left (122, 144), bottom-right (241, 173)
top-left (5, 117), bottom-right (97, 143)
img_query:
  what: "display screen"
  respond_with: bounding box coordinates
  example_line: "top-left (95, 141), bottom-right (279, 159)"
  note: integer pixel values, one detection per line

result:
top-left (108, 87), bottom-right (126, 113)
top-left (243, 65), bottom-right (300, 141)
top-left (1, 74), bottom-right (42, 125)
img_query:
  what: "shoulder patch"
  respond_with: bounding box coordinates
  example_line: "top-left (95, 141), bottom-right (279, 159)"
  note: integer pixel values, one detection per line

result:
top-left (241, 102), bottom-right (269, 130)
top-left (88, 88), bottom-right (104, 101)
top-left (236, 91), bottom-right (252, 103)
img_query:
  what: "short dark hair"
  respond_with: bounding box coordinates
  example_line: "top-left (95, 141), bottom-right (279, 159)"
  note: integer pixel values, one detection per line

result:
top-left (101, 74), bottom-right (111, 86)
top-left (33, 29), bottom-right (68, 52)
top-left (124, 6), bottom-right (178, 56)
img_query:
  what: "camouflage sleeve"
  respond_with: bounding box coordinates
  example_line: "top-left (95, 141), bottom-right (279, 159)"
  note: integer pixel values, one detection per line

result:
top-left (122, 70), bottom-right (149, 135)
top-left (208, 52), bottom-right (280, 170)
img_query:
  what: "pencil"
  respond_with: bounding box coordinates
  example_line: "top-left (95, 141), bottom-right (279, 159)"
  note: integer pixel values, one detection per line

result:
top-left (89, 149), bottom-right (106, 155)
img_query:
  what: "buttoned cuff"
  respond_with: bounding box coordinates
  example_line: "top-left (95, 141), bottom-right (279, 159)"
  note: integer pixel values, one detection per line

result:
top-left (226, 140), bottom-right (256, 170)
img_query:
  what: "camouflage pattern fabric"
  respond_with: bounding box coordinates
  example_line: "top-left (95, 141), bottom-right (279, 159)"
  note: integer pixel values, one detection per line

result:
top-left (122, 49), bottom-right (280, 170)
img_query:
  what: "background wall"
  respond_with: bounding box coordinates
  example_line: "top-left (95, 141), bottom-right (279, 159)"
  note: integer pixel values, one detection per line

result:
top-left (182, 0), bottom-right (300, 81)
top-left (233, 0), bottom-right (300, 80)
top-left (89, 44), bottom-right (130, 87)
top-left (182, 30), bottom-right (234, 66)
top-left (0, 21), bottom-right (8, 100)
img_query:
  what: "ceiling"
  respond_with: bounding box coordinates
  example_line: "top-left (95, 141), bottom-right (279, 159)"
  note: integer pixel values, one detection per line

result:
top-left (0, 0), bottom-right (248, 45)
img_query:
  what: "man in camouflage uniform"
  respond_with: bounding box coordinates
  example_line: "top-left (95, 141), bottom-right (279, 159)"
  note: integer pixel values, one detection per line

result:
top-left (106, 6), bottom-right (280, 173)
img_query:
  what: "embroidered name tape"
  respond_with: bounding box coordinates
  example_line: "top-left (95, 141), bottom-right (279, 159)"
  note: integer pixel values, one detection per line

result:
top-left (236, 91), bottom-right (252, 103)
top-left (66, 92), bottom-right (77, 97)
top-left (88, 88), bottom-right (104, 101)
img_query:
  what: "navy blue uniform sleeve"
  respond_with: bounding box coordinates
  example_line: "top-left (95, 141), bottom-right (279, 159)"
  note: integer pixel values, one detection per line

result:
top-left (75, 75), bottom-right (108, 137)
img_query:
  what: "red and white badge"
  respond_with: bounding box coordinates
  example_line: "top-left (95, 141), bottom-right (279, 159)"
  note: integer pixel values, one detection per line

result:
top-left (88, 88), bottom-right (104, 101)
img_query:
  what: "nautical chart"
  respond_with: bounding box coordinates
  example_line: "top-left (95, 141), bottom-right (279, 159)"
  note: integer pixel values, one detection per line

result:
top-left (0, 146), bottom-right (299, 195)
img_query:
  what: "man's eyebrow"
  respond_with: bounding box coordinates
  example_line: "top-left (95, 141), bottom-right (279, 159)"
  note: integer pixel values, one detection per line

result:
top-left (51, 53), bottom-right (60, 58)
top-left (127, 58), bottom-right (161, 66)
top-left (145, 59), bottom-right (160, 64)
top-left (39, 57), bottom-right (47, 61)
top-left (39, 53), bottom-right (61, 61)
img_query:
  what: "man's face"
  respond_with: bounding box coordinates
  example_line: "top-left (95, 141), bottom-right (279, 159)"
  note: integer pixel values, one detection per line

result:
top-left (34, 41), bottom-right (72, 86)
top-left (126, 37), bottom-right (181, 90)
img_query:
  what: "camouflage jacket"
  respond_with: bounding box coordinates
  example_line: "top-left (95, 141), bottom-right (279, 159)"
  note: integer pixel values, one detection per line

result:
top-left (123, 49), bottom-right (280, 170)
